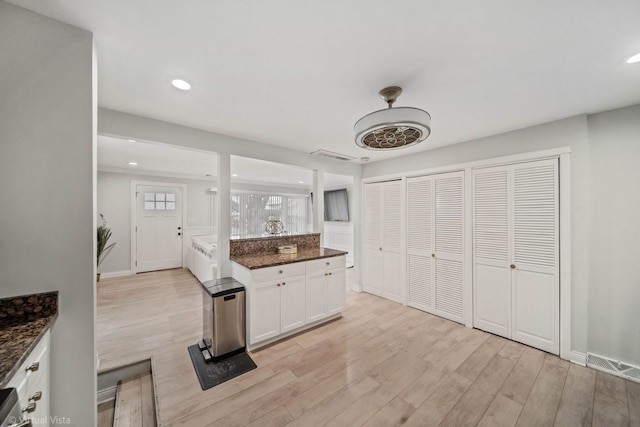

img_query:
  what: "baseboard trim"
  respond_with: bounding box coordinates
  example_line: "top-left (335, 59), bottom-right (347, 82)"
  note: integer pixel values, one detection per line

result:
top-left (351, 283), bottom-right (363, 292)
top-left (100, 270), bottom-right (133, 279)
top-left (569, 350), bottom-right (587, 366)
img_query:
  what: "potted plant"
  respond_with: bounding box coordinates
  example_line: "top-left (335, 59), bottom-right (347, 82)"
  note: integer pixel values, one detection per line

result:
top-left (97, 213), bottom-right (116, 282)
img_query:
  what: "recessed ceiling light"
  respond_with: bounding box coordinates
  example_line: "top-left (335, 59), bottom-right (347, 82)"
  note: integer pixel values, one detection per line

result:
top-left (627, 52), bottom-right (640, 64)
top-left (171, 79), bottom-right (191, 90)
top-left (232, 174), bottom-right (238, 177)
top-left (128, 161), bottom-right (138, 166)
top-left (299, 181), bottom-right (304, 184)
top-left (127, 139), bottom-right (136, 142)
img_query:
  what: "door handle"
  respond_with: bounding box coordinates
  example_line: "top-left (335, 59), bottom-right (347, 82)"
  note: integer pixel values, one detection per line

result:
top-left (178, 226), bottom-right (182, 230)
top-left (178, 232), bottom-right (182, 236)
top-left (432, 253), bottom-right (435, 258)
top-left (510, 264), bottom-right (516, 269)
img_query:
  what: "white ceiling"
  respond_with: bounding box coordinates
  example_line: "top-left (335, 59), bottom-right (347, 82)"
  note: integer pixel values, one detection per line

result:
top-left (11, 0), bottom-right (640, 163)
top-left (98, 135), bottom-right (352, 187)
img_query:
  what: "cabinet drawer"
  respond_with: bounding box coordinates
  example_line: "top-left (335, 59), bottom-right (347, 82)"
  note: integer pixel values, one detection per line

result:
top-left (306, 256), bottom-right (346, 274)
top-left (7, 331), bottom-right (49, 393)
top-left (250, 261), bottom-right (306, 283)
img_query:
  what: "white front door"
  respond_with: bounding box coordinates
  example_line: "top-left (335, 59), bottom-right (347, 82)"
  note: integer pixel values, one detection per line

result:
top-left (136, 184), bottom-right (183, 273)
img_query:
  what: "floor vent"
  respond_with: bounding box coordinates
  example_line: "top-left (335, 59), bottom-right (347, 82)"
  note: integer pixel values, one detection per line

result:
top-left (311, 150), bottom-right (357, 161)
top-left (587, 352), bottom-right (640, 383)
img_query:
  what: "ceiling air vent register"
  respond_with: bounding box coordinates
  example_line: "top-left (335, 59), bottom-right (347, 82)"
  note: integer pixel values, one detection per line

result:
top-left (354, 86), bottom-right (431, 150)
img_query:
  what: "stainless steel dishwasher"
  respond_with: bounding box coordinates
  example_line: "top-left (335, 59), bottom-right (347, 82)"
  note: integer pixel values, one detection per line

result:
top-left (201, 277), bottom-right (246, 359)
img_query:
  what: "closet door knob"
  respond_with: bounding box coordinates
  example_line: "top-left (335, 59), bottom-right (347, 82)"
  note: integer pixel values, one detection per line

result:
top-left (510, 264), bottom-right (516, 269)
top-left (277, 283), bottom-right (281, 287)
top-left (432, 253), bottom-right (435, 258)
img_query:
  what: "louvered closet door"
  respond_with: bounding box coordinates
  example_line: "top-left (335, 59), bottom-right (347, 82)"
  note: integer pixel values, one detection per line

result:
top-left (382, 181), bottom-right (403, 303)
top-left (363, 183), bottom-right (383, 295)
top-left (433, 171), bottom-right (465, 323)
top-left (407, 176), bottom-right (434, 312)
top-left (511, 159), bottom-right (559, 355)
top-left (473, 166), bottom-right (511, 338)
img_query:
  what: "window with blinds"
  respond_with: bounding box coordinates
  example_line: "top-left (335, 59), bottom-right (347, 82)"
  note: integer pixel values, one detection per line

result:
top-left (231, 192), bottom-right (311, 237)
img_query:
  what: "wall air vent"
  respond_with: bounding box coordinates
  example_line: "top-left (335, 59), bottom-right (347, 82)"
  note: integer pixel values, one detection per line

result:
top-left (586, 352), bottom-right (640, 383)
top-left (311, 150), bottom-right (357, 161)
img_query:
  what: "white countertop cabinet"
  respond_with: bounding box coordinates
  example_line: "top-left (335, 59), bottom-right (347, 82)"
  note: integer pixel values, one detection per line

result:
top-left (7, 331), bottom-right (50, 427)
top-left (232, 255), bottom-right (346, 350)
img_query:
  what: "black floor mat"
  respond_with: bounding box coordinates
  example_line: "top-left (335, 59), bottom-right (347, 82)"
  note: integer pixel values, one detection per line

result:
top-left (187, 344), bottom-right (257, 390)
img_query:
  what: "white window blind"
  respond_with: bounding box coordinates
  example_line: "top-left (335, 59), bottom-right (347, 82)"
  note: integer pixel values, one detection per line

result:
top-left (231, 192), bottom-right (310, 237)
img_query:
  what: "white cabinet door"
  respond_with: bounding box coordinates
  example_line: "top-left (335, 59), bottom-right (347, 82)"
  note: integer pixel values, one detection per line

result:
top-left (433, 172), bottom-right (465, 323)
top-left (306, 270), bottom-right (328, 323)
top-left (511, 159), bottom-right (559, 355)
top-left (472, 159), bottom-right (559, 355)
top-left (407, 176), bottom-right (434, 312)
top-left (383, 251), bottom-right (402, 303)
top-left (250, 280), bottom-right (281, 344)
top-left (363, 247), bottom-right (383, 295)
top-left (363, 180), bottom-right (403, 302)
top-left (327, 268), bottom-right (346, 316)
top-left (473, 166), bottom-right (511, 338)
top-left (280, 275), bottom-right (306, 333)
top-left (363, 182), bottom-right (384, 296)
top-left (382, 181), bottom-right (403, 303)
top-left (364, 183), bottom-right (383, 251)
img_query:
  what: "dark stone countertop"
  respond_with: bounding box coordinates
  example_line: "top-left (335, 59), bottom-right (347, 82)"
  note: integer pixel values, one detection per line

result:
top-left (0, 292), bottom-right (58, 388)
top-left (231, 247), bottom-right (347, 270)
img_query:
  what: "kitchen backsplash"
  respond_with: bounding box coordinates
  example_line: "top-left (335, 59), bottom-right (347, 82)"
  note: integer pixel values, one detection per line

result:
top-left (230, 233), bottom-right (320, 257)
top-left (0, 291), bottom-right (58, 324)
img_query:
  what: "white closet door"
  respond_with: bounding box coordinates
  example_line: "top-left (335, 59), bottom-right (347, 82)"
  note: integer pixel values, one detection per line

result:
top-left (511, 159), bottom-right (559, 355)
top-left (473, 166), bottom-right (511, 338)
top-left (363, 183), bottom-right (383, 295)
top-left (364, 183), bottom-right (383, 250)
top-left (382, 181), bottom-right (402, 303)
top-left (407, 176), bottom-right (434, 312)
top-left (433, 171), bottom-right (465, 323)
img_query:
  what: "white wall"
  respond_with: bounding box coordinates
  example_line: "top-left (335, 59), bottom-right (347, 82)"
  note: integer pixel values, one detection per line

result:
top-left (0, 3), bottom-right (96, 426)
top-left (363, 115), bottom-right (591, 357)
top-left (97, 171), bottom-right (216, 274)
top-left (587, 104), bottom-right (640, 366)
top-left (99, 108), bottom-right (362, 177)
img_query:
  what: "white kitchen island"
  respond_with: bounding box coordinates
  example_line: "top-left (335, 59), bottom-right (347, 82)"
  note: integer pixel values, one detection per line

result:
top-left (231, 242), bottom-right (347, 350)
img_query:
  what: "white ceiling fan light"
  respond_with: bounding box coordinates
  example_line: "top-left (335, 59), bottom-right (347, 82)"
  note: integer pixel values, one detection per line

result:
top-left (354, 86), bottom-right (431, 150)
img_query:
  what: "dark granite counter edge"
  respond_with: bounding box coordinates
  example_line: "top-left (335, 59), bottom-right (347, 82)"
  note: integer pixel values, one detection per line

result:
top-left (231, 233), bottom-right (320, 244)
top-left (0, 313), bottom-right (57, 388)
top-left (231, 249), bottom-right (348, 270)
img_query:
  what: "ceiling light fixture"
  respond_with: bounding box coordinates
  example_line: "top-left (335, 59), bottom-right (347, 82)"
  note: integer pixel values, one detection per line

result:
top-left (232, 174), bottom-right (238, 177)
top-left (299, 181), bottom-right (304, 184)
top-left (354, 86), bottom-right (431, 150)
top-left (128, 161), bottom-right (138, 166)
top-left (627, 52), bottom-right (640, 64)
top-left (171, 79), bottom-right (191, 90)
top-left (127, 139), bottom-right (136, 142)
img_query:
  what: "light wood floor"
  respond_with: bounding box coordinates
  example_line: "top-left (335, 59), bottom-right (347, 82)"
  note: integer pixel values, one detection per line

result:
top-left (97, 269), bottom-right (640, 426)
